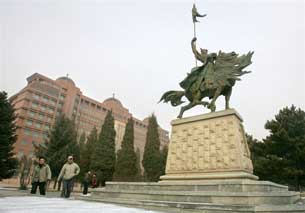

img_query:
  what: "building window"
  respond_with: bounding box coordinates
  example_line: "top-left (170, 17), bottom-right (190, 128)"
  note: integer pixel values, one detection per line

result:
top-left (28, 111), bottom-right (35, 117)
top-left (33, 94), bottom-right (40, 100)
top-left (18, 151), bottom-right (24, 158)
top-left (21, 140), bottom-right (27, 145)
top-left (39, 113), bottom-right (44, 119)
top-left (45, 125), bottom-right (50, 130)
top-left (50, 99), bottom-right (56, 105)
top-left (49, 108), bottom-right (54, 113)
top-left (43, 132), bottom-right (48, 138)
top-left (35, 123), bottom-right (42, 129)
top-left (60, 94), bottom-right (65, 100)
top-left (43, 96), bottom-right (49, 102)
top-left (24, 129), bottom-right (31, 136)
top-left (41, 105), bottom-right (46, 111)
top-left (32, 102), bottom-right (38, 108)
top-left (26, 120), bottom-right (33, 126)
top-left (33, 131), bottom-right (40, 138)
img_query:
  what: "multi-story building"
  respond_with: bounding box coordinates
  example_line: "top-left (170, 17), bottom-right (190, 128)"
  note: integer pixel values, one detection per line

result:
top-left (10, 73), bottom-right (169, 167)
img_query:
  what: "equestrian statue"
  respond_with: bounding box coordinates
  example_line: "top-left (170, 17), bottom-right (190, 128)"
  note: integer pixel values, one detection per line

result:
top-left (159, 4), bottom-right (253, 118)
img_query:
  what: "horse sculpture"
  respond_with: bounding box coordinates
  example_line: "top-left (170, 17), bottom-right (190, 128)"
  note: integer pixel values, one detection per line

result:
top-left (159, 37), bottom-right (254, 118)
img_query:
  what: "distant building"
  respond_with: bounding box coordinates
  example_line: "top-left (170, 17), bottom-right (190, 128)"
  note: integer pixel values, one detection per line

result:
top-left (10, 73), bottom-right (169, 168)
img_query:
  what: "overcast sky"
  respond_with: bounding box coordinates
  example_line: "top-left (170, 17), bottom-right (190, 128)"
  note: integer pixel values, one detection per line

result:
top-left (1, 0), bottom-right (304, 140)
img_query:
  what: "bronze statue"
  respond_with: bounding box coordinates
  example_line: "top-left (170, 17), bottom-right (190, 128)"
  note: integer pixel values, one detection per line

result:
top-left (160, 37), bottom-right (253, 118)
top-left (159, 4), bottom-right (253, 118)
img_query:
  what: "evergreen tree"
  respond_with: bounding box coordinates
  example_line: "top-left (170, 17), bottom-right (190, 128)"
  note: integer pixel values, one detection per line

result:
top-left (79, 131), bottom-right (86, 148)
top-left (78, 132), bottom-right (87, 179)
top-left (36, 114), bottom-right (79, 188)
top-left (160, 145), bottom-right (168, 176)
top-left (0, 91), bottom-right (18, 180)
top-left (246, 134), bottom-right (278, 182)
top-left (91, 111), bottom-right (116, 186)
top-left (142, 114), bottom-right (162, 182)
top-left (33, 141), bottom-right (48, 158)
top-left (135, 148), bottom-right (143, 181)
top-left (263, 105), bottom-right (305, 189)
top-left (80, 127), bottom-right (97, 178)
top-left (115, 118), bottom-right (137, 181)
top-left (248, 106), bottom-right (305, 190)
top-left (19, 155), bottom-right (32, 190)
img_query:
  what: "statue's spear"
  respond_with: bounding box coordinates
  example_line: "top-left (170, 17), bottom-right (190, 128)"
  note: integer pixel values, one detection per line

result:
top-left (192, 3), bottom-right (206, 66)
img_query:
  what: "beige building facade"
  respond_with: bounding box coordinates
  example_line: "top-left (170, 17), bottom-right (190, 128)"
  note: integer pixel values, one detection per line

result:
top-left (10, 73), bottom-right (169, 167)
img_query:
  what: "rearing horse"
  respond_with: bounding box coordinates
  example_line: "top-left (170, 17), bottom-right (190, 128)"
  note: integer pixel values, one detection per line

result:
top-left (159, 37), bottom-right (253, 118)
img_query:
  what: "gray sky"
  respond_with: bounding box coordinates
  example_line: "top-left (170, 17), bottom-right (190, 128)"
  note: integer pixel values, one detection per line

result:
top-left (1, 0), bottom-right (304, 140)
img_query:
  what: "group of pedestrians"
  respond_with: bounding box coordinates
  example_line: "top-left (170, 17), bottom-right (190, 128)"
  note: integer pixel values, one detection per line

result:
top-left (82, 171), bottom-right (98, 195)
top-left (30, 155), bottom-right (85, 198)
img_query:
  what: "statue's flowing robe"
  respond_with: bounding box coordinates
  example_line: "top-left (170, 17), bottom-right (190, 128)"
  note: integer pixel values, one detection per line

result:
top-left (179, 51), bottom-right (252, 94)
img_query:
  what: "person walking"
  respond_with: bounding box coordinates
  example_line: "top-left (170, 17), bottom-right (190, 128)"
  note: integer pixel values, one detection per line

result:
top-left (30, 156), bottom-right (52, 195)
top-left (57, 155), bottom-right (80, 198)
top-left (82, 171), bottom-right (91, 195)
top-left (91, 174), bottom-right (97, 188)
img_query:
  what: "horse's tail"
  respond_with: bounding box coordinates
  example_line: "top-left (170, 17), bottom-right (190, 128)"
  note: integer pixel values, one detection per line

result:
top-left (159, 90), bottom-right (185, 107)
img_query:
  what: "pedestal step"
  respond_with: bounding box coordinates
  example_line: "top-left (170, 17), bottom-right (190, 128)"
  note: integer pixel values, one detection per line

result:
top-left (80, 196), bottom-right (305, 213)
top-left (79, 196), bottom-right (254, 212)
top-left (93, 188), bottom-right (299, 206)
top-left (103, 181), bottom-right (288, 193)
top-left (90, 181), bottom-right (305, 212)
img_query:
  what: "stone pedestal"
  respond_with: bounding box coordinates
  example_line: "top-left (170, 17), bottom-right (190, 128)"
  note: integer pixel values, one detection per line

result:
top-left (160, 109), bottom-right (258, 182)
top-left (87, 110), bottom-right (305, 212)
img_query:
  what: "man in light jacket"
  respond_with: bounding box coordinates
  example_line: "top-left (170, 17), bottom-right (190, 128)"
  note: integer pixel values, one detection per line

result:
top-left (57, 155), bottom-right (80, 198)
top-left (30, 156), bottom-right (52, 195)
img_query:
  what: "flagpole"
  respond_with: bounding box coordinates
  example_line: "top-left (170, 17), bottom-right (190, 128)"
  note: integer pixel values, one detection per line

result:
top-left (193, 0), bottom-right (197, 67)
top-left (193, 21), bottom-right (197, 66)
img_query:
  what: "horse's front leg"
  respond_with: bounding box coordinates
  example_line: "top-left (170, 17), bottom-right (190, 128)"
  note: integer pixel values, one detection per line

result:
top-left (177, 107), bottom-right (185, 119)
top-left (225, 87), bottom-right (232, 110)
top-left (208, 88), bottom-right (222, 112)
top-left (177, 102), bottom-right (197, 118)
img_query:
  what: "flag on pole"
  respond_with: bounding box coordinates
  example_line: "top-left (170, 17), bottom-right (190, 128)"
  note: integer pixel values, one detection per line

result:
top-left (192, 3), bottom-right (206, 23)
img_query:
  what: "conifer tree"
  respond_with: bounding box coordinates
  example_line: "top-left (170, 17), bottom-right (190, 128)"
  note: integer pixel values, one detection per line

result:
top-left (142, 114), bottom-right (162, 181)
top-left (91, 111), bottom-right (116, 186)
top-left (160, 145), bottom-right (168, 176)
top-left (0, 91), bottom-right (18, 180)
top-left (78, 132), bottom-right (87, 179)
top-left (246, 134), bottom-right (272, 181)
top-left (80, 127), bottom-right (97, 177)
top-left (135, 148), bottom-right (143, 181)
top-left (248, 106), bottom-right (305, 190)
top-left (264, 105), bottom-right (305, 189)
top-left (35, 114), bottom-right (79, 188)
top-left (115, 118), bottom-right (137, 181)
top-left (19, 155), bottom-right (32, 190)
